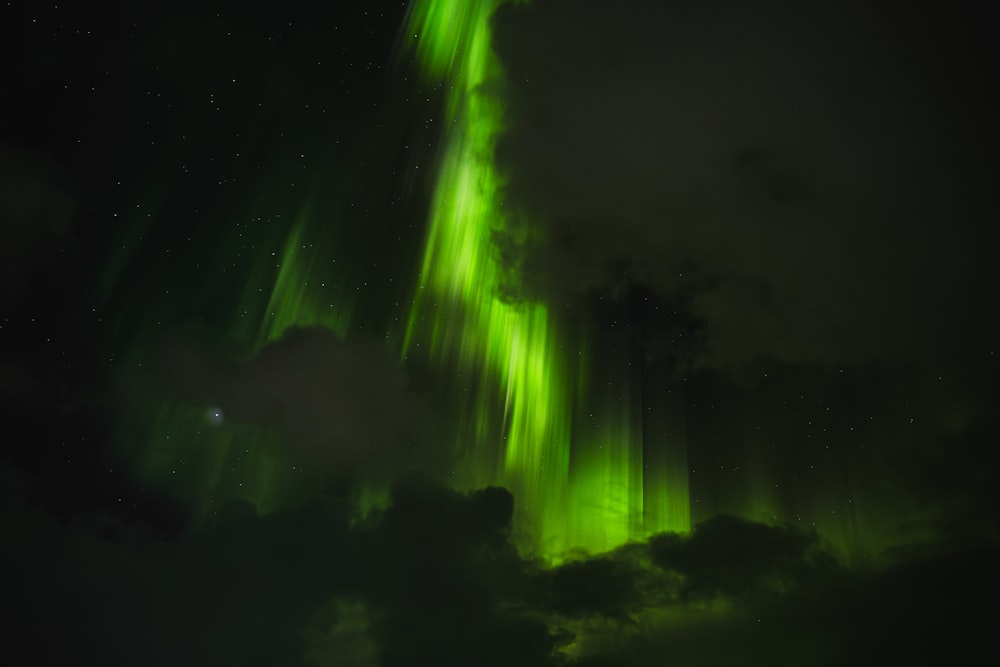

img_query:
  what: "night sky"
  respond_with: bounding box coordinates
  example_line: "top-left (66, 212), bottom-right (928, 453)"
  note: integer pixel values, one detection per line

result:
top-left (1, 1), bottom-right (998, 665)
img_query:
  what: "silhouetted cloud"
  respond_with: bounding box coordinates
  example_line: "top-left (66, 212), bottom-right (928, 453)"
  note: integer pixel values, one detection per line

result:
top-left (2, 462), bottom-right (995, 667)
top-left (146, 325), bottom-right (445, 477)
top-left (492, 0), bottom-right (999, 373)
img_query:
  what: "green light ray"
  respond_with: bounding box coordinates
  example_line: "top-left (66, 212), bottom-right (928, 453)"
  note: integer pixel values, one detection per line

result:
top-left (105, 198), bottom-right (358, 519)
top-left (401, 0), bottom-right (690, 560)
top-left (402, 0), bottom-right (577, 557)
top-left (248, 209), bottom-right (356, 347)
top-left (118, 400), bottom-right (319, 520)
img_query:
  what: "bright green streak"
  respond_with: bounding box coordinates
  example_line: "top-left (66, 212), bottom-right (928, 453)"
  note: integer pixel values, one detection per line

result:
top-left (403, 0), bottom-right (574, 552)
top-left (402, 0), bottom-right (690, 560)
top-left (241, 210), bottom-right (355, 347)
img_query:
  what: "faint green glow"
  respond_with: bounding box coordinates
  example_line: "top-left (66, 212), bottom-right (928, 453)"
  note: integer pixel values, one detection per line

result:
top-left (553, 588), bottom-right (737, 663)
top-left (351, 482), bottom-right (392, 528)
top-left (117, 400), bottom-right (321, 519)
top-left (303, 599), bottom-right (379, 667)
top-left (106, 199), bottom-right (357, 519)
top-left (245, 209), bottom-right (355, 347)
top-left (401, 0), bottom-right (690, 560)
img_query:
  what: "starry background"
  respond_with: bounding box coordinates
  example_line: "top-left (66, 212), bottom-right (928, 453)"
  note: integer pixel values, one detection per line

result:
top-left (1, 1), bottom-right (998, 666)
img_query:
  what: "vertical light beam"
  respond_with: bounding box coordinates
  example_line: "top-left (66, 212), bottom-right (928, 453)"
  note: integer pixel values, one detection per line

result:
top-left (401, 0), bottom-right (691, 560)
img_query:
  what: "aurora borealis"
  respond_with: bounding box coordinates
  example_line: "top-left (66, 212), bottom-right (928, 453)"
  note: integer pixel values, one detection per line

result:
top-left (1, 0), bottom-right (998, 665)
top-left (401, 0), bottom-right (689, 558)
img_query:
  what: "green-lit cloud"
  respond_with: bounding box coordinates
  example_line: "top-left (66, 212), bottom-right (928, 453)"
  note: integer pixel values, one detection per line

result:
top-left (3, 466), bottom-right (994, 666)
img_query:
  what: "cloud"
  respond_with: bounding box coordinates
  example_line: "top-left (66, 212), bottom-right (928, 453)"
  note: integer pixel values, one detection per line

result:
top-left (150, 325), bottom-right (444, 477)
top-left (491, 0), bottom-right (999, 372)
top-left (649, 514), bottom-right (836, 598)
top-left (531, 552), bottom-right (647, 618)
top-left (3, 461), bottom-right (996, 667)
top-left (0, 469), bottom-right (354, 667)
top-left (541, 516), bottom-right (996, 666)
top-left (363, 476), bottom-right (557, 667)
top-left (1, 466), bottom-right (558, 667)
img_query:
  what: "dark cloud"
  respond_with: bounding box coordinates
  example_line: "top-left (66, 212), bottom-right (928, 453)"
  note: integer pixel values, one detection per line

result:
top-left (492, 0), bottom-right (999, 372)
top-left (364, 477), bottom-right (557, 667)
top-left (528, 544), bottom-right (661, 619)
top-left (3, 462), bottom-right (995, 666)
top-left (1, 469), bottom-right (354, 667)
top-left (649, 514), bottom-right (836, 597)
top-left (524, 515), bottom-right (834, 626)
top-left (544, 517), bottom-right (996, 666)
top-left (147, 325), bottom-right (444, 477)
top-left (570, 544), bottom-right (998, 667)
top-left (0, 466), bottom-right (556, 667)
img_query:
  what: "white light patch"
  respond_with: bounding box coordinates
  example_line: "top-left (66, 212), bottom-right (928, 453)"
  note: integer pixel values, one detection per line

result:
top-left (206, 406), bottom-right (224, 426)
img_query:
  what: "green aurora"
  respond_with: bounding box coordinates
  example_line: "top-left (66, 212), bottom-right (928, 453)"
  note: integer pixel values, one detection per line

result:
top-left (99, 0), bottom-right (897, 565)
top-left (4, 1), bottom-right (998, 664)
top-left (401, 0), bottom-right (690, 558)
